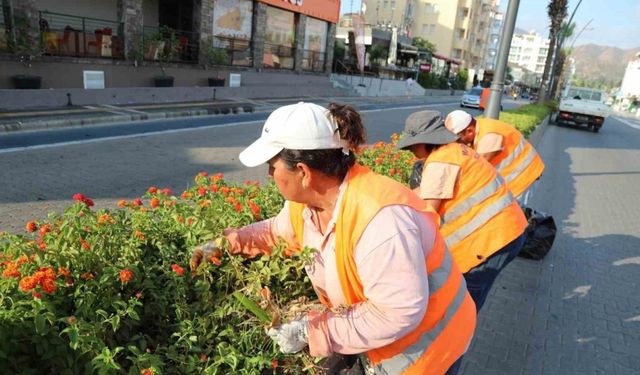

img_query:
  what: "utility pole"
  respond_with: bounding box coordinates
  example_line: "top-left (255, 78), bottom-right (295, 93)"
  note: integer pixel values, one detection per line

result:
top-left (485, 0), bottom-right (520, 119)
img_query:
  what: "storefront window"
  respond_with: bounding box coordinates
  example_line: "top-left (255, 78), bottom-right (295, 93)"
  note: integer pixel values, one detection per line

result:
top-left (263, 6), bottom-right (295, 69)
top-left (302, 17), bottom-right (328, 72)
top-left (212, 0), bottom-right (253, 66)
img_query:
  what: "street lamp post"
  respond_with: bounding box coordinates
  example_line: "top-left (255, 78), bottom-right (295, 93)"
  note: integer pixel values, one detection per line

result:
top-left (485, 0), bottom-right (520, 119)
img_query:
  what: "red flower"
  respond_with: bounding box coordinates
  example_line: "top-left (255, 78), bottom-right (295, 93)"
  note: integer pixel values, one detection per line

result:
top-left (80, 239), bottom-right (91, 250)
top-left (140, 368), bottom-right (155, 375)
top-left (271, 359), bottom-right (278, 369)
top-left (210, 173), bottom-right (224, 182)
top-left (210, 185), bottom-right (219, 193)
top-left (160, 188), bottom-right (173, 196)
top-left (38, 224), bottom-right (51, 237)
top-left (234, 203), bottom-right (242, 213)
top-left (72, 193), bottom-right (94, 207)
top-left (198, 171), bottom-right (209, 177)
top-left (132, 198), bottom-right (143, 206)
top-left (72, 193), bottom-right (85, 201)
top-left (80, 272), bottom-right (95, 280)
top-left (147, 186), bottom-right (158, 194)
top-left (119, 269), bottom-right (133, 283)
top-left (40, 278), bottom-right (57, 294)
top-left (209, 256), bottom-right (222, 266)
top-left (171, 264), bottom-right (185, 276)
top-left (57, 267), bottom-right (71, 277)
top-left (197, 187), bottom-right (207, 196)
top-left (150, 198), bottom-right (160, 209)
top-left (26, 221), bottom-right (37, 233)
top-left (248, 201), bottom-right (261, 220)
top-left (32, 291), bottom-right (42, 299)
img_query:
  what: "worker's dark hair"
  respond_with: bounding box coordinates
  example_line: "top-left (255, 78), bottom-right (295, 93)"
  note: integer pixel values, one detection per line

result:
top-left (279, 103), bottom-right (367, 179)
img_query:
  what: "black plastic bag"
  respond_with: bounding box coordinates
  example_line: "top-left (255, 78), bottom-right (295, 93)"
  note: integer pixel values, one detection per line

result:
top-left (317, 354), bottom-right (365, 375)
top-left (409, 160), bottom-right (424, 190)
top-left (518, 207), bottom-right (557, 260)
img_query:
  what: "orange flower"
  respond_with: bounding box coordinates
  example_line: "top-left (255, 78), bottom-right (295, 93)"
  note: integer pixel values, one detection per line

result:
top-left (234, 203), bottom-right (242, 213)
top-left (119, 269), bottom-right (133, 283)
top-left (19, 276), bottom-right (38, 292)
top-left (198, 171), bottom-right (209, 177)
top-left (140, 368), bottom-right (155, 375)
top-left (67, 316), bottom-right (77, 324)
top-left (210, 173), bottom-right (223, 182)
top-left (16, 255), bottom-right (29, 265)
top-left (117, 199), bottom-right (128, 208)
top-left (171, 264), bottom-right (185, 276)
top-left (38, 224), bottom-right (51, 237)
top-left (2, 263), bottom-right (20, 278)
top-left (147, 186), bottom-right (158, 194)
top-left (199, 352), bottom-right (208, 362)
top-left (40, 278), bottom-right (57, 294)
top-left (150, 198), bottom-right (160, 209)
top-left (160, 188), bottom-right (173, 196)
top-left (26, 221), bottom-right (37, 233)
top-left (197, 187), bottom-right (207, 196)
top-left (220, 187), bottom-right (231, 196)
top-left (134, 230), bottom-right (145, 241)
top-left (180, 191), bottom-right (193, 199)
top-left (58, 267), bottom-right (71, 277)
top-left (199, 199), bottom-right (211, 208)
top-left (271, 358), bottom-right (278, 369)
top-left (209, 185), bottom-right (219, 193)
top-left (98, 213), bottom-right (112, 224)
top-left (176, 216), bottom-right (185, 223)
top-left (209, 256), bottom-right (222, 266)
top-left (80, 272), bottom-right (95, 280)
top-left (132, 198), bottom-right (143, 206)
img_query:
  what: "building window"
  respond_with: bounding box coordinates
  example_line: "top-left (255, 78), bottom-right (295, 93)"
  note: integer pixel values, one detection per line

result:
top-left (456, 28), bottom-right (465, 39)
top-left (303, 17), bottom-right (328, 72)
top-left (263, 6), bottom-right (295, 69)
top-left (423, 2), bottom-right (439, 14)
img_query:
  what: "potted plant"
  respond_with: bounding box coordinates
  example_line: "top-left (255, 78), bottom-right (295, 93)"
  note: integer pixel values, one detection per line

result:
top-left (151, 26), bottom-right (179, 87)
top-left (202, 37), bottom-right (228, 87)
top-left (11, 14), bottom-right (42, 89)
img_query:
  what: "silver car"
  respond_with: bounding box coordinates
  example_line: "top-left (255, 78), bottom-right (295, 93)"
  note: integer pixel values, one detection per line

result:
top-left (460, 87), bottom-right (483, 108)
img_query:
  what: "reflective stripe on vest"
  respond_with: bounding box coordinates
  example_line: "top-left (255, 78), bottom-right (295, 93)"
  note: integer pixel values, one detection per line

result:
top-left (495, 138), bottom-right (525, 172)
top-left (445, 191), bottom-right (515, 249)
top-left (505, 145), bottom-right (536, 184)
top-left (373, 274), bottom-right (468, 374)
top-left (443, 175), bottom-right (506, 225)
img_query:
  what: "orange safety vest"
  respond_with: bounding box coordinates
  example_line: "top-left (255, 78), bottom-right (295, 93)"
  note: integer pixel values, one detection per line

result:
top-left (474, 118), bottom-right (545, 198)
top-left (289, 164), bottom-right (476, 375)
top-left (479, 87), bottom-right (490, 110)
top-left (426, 143), bottom-right (527, 272)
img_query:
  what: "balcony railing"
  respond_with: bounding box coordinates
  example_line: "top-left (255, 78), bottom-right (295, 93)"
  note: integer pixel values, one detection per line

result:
top-left (301, 49), bottom-right (326, 72)
top-left (142, 25), bottom-right (198, 64)
top-left (39, 11), bottom-right (124, 59)
top-left (210, 35), bottom-right (253, 67)
top-left (263, 42), bottom-right (294, 70)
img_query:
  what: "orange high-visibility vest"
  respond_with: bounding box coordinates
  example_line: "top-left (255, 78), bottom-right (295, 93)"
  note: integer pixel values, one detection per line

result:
top-left (479, 87), bottom-right (490, 110)
top-left (426, 143), bottom-right (527, 272)
top-left (474, 118), bottom-right (545, 198)
top-left (289, 164), bottom-right (476, 375)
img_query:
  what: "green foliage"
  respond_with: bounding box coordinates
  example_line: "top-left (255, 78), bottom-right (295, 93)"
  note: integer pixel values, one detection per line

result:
top-left (0, 174), bottom-right (319, 374)
top-left (454, 69), bottom-right (469, 90)
top-left (417, 72), bottom-right (450, 89)
top-left (201, 37), bottom-right (229, 67)
top-left (496, 104), bottom-right (551, 137)
top-left (411, 37), bottom-right (436, 53)
top-left (368, 44), bottom-right (388, 66)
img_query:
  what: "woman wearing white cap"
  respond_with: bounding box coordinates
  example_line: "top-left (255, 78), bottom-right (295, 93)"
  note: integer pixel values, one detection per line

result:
top-left (191, 102), bottom-right (476, 375)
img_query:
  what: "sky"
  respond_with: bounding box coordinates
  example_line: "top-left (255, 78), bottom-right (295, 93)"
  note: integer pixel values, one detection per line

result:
top-left (339, 0), bottom-right (640, 50)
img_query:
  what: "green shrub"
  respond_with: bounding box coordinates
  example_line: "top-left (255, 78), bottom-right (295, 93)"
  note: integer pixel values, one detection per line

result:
top-left (498, 104), bottom-right (550, 137)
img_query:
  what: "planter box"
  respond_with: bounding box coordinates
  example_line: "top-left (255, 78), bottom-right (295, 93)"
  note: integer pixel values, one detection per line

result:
top-left (12, 75), bottom-right (42, 89)
top-left (154, 76), bottom-right (174, 87)
top-left (208, 77), bottom-right (226, 87)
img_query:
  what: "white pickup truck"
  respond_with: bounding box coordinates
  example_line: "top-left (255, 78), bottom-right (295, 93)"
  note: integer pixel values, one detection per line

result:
top-left (554, 87), bottom-right (610, 133)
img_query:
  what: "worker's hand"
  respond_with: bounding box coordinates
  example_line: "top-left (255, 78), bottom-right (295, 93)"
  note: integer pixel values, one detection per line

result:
top-left (266, 318), bottom-right (308, 354)
top-left (189, 237), bottom-right (225, 272)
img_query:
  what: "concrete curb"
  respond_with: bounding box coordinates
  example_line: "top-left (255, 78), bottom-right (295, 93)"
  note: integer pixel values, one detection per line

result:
top-left (528, 115), bottom-right (550, 148)
top-left (1, 105), bottom-right (255, 133)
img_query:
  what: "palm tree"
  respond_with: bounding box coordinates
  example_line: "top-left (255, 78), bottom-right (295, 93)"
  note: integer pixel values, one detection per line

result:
top-left (550, 21), bottom-right (576, 98)
top-left (537, 0), bottom-right (568, 103)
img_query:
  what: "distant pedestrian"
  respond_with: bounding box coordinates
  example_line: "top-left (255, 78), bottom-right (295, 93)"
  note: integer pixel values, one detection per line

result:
top-left (405, 77), bottom-right (414, 98)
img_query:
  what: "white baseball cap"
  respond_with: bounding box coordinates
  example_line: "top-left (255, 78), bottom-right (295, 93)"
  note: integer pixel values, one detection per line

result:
top-left (239, 102), bottom-right (348, 167)
top-left (445, 110), bottom-right (474, 134)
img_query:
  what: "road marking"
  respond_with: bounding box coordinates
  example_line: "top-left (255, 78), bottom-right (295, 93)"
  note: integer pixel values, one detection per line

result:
top-left (102, 104), bottom-right (147, 115)
top-left (613, 116), bottom-right (640, 130)
top-left (0, 102), bottom-right (457, 154)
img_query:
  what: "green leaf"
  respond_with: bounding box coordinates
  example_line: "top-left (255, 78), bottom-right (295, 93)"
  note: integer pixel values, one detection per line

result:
top-left (231, 291), bottom-right (271, 324)
top-left (35, 314), bottom-right (46, 335)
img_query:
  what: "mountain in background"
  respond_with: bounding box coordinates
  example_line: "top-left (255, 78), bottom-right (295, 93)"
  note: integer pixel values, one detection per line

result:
top-left (569, 44), bottom-right (640, 88)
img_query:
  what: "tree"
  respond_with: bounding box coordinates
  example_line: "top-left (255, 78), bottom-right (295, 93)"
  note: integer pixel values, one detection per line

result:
top-left (537, 0), bottom-right (568, 104)
top-left (550, 21), bottom-right (575, 98)
top-left (368, 44), bottom-right (388, 66)
top-left (412, 37), bottom-right (436, 53)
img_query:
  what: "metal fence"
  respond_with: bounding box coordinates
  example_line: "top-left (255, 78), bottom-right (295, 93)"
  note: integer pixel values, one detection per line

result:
top-left (301, 49), bottom-right (326, 72)
top-left (142, 25), bottom-right (198, 64)
top-left (210, 35), bottom-right (253, 67)
top-left (263, 42), bottom-right (294, 70)
top-left (39, 11), bottom-right (124, 59)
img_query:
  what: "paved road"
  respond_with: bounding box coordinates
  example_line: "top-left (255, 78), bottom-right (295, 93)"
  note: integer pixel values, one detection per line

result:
top-left (460, 115), bottom-right (640, 375)
top-left (0, 97), bottom-right (479, 233)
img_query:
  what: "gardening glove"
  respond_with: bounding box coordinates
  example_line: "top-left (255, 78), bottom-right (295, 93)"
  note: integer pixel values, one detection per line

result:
top-left (189, 237), bottom-right (225, 271)
top-left (266, 318), bottom-right (308, 354)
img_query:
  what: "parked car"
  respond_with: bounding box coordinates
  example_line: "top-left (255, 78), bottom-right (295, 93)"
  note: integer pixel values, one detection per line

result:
top-left (554, 86), bottom-right (610, 133)
top-left (460, 87), bottom-right (483, 108)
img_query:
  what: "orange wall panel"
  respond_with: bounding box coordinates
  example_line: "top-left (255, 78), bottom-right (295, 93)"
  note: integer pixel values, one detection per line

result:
top-left (257, 0), bottom-right (340, 23)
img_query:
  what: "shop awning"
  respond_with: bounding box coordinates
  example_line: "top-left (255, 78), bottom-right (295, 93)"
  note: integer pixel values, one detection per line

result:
top-left (398, 42), bottom-right (418, 55)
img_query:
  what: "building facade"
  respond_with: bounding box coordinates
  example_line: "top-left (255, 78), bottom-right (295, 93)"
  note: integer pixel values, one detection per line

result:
top-left (620, 52), bottom-right (640, 98)
top-left (0, 0), bottom-right (339, 88)
top-left (507, 29), bottom-right (549, 79)
top-left (363, 0), bottom-right (498, 70)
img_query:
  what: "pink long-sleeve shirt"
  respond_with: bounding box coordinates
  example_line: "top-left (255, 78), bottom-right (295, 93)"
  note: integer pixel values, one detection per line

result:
top-left (227, 194), bottom-right (436, 357)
